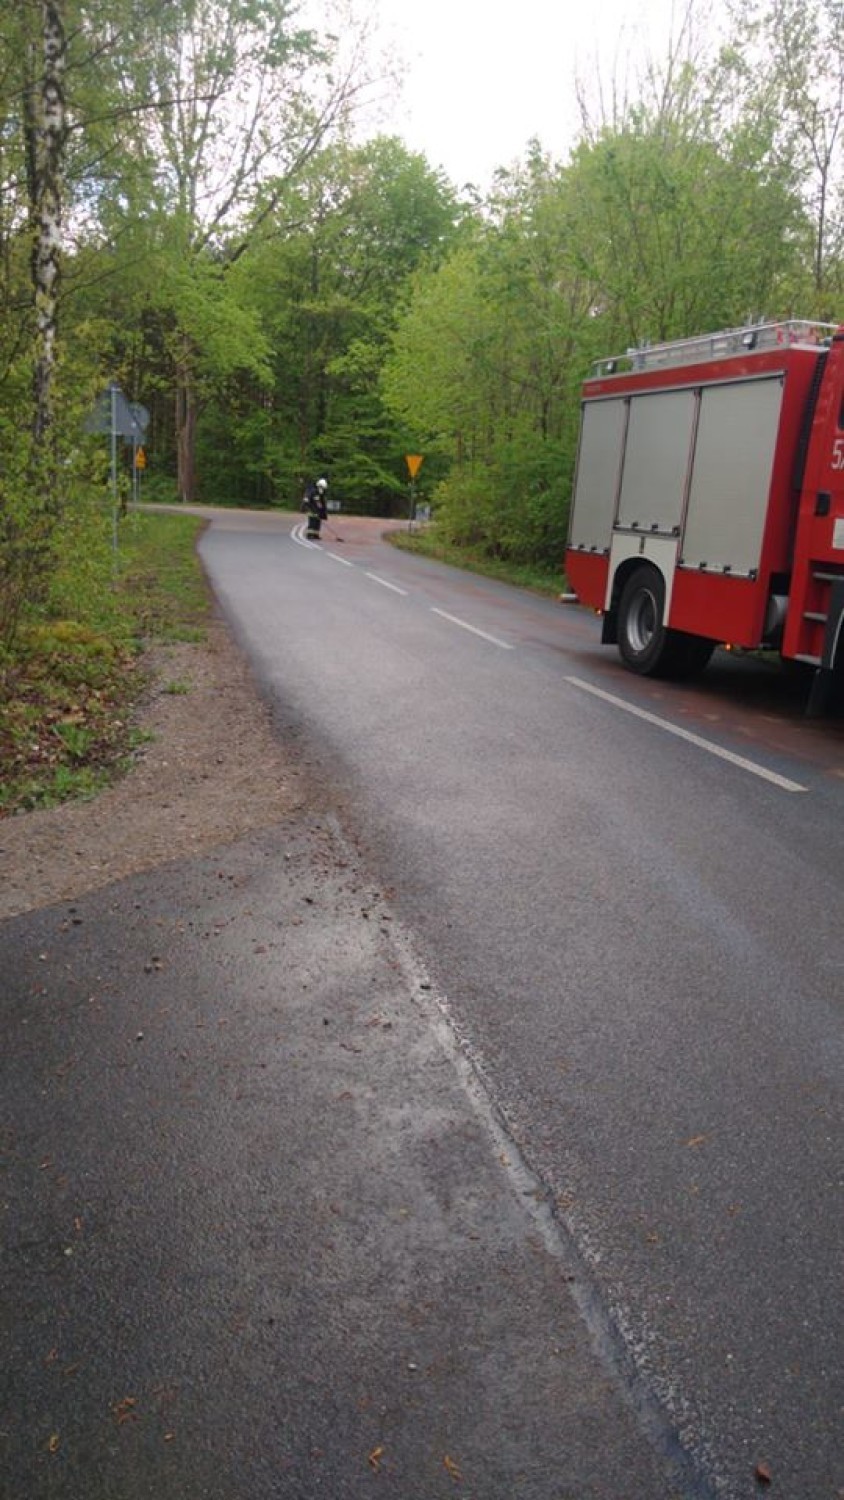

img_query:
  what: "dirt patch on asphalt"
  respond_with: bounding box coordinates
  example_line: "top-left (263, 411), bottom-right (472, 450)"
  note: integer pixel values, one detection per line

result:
top-left (0, 615), bottom-right (304, 920)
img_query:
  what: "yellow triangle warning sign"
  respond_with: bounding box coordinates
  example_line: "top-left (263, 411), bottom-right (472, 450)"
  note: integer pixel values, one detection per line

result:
top-left (405, 453), bottom-right (424, 479)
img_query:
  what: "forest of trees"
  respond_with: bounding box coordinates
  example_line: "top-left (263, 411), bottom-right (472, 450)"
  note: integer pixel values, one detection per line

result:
top-left (3, 0), bottom-right (844, 644)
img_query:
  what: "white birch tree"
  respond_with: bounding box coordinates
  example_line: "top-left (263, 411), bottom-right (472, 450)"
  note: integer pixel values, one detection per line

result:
top-left (0, 0), bottom-right (69, 644)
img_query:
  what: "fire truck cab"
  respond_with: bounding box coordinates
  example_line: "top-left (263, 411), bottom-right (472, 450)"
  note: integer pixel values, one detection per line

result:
top-left (564, 319), bottom-right (844, 713)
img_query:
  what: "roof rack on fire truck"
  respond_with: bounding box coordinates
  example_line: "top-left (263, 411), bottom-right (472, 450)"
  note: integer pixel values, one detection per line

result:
top-left (590, 318), bottom-right (838, 378)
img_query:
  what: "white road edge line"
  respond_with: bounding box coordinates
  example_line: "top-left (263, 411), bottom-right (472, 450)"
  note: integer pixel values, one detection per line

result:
top-left (365, 571), bottom-right (408, 595)
top-left (290, 523), bottom-right (317, 549)
top-left (431, 607), bottom-right (514, 650)
top-left (565, 676), bottom-right (808, 793)
top-left (326, 551), bottom-right (354, 567)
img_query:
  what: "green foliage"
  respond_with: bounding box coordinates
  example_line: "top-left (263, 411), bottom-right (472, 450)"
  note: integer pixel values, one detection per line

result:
top-left (165, 258), bottom-right (273, 387)
top-left (208, 137), bottom-right (466, 512)
top-left (116, 512), bottom-right (209, 640)
top-left (0, 394), bottom-right (108, 648)
top-left (388, 530), bottom-right (565, 597)
top-left (0, 510), bottom-right (209, 814)
top-left (382, 157), bottom-right (595, 565)
top-left (41, 476), bottom-right (121, 633)
top-left (382, 243), bottom-right (489, 454)
top-left (427, 432), bottom-right (572, 566)
top-left (564, 114), bottom-right (808, 346)
top-left (0, 617), bottom-right (138, 813)
top-left (382, 45), bottom-right (818, 571)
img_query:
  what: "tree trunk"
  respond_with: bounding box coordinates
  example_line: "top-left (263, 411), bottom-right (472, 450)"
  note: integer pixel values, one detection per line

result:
top-left (175, 362), bottom-right (198, 504)
top-left (29, 0), bottom-right (67, 453)
top-left (2, 0), bottom-right (68, 646)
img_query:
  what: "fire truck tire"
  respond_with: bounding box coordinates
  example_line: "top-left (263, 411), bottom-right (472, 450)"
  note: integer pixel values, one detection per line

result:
top-left (617, 565), bottom-right (714, 678)
top-left (617, 565), bottom-right (670, 674)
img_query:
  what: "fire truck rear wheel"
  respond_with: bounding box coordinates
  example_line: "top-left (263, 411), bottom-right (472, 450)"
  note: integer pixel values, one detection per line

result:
top-left (618, 565), bottom-right (670, 675)
top-left (618, 564), bottom-right (715, 678)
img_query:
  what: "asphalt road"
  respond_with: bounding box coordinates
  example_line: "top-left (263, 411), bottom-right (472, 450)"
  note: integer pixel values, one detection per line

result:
top-left (196, 512), bottom-right (843, 1499)
top-left (2, 509), bottom-right (842, 1500)
top-left (3, 809), bottom-right (685, 1500)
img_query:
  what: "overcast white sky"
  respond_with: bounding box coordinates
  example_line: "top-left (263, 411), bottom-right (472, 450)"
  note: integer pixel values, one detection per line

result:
top-left (369, 0), bottom-right (698, 188)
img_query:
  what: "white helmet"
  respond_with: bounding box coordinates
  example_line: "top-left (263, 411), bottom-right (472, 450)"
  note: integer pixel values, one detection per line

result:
top-left (316, 477), bottom-right (328, 492)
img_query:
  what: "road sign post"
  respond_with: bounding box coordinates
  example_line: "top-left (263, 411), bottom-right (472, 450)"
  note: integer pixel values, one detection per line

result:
top-left (85, 385), bottom-right (150, 556)
top-left (133, 444), bottom-right (147, 507)
top-left (405, 454), bottom-right (424, 530)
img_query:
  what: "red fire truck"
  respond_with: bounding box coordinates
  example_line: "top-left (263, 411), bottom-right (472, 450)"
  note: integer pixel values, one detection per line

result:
top-left (564, 318), bottom-right (844, 713)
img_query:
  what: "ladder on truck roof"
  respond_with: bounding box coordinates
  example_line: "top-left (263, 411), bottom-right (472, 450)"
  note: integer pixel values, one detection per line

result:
top-left (591, 319), bottom-right (838, 377)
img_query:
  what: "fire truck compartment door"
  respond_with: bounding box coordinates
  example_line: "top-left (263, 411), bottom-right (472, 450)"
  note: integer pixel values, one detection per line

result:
top-left (569, 398), bottom-right (627, 551)
top-left (616, 389), bottom-right (697, 533)
top-left (681, 375), bottom-right (784, 575)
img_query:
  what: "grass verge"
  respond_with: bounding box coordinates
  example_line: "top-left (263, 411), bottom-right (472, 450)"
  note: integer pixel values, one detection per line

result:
top-left (0, 511), bottom-right (208, 816)
top-left (386, 528), bottom-right (568, 597)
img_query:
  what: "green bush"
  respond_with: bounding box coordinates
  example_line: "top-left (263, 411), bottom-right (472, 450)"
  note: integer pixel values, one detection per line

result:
top-left (431, 433), bottom-right (572, 568)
